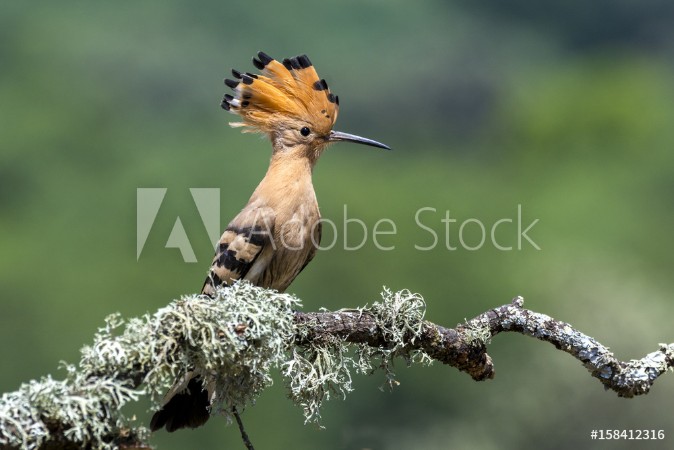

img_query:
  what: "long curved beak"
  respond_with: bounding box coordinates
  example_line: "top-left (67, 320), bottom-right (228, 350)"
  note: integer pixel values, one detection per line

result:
top-left (328, 130), bottom-right (391, 150)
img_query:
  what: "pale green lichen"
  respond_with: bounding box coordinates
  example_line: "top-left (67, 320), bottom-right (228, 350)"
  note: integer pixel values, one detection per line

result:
top-left (283, 339), bottom-right (354, 424)
top-left (359, 288), bottom-right (432, 384)
top-left (136, 282), bottom-right (301, 418)
top-left (284, 288), bottom-right (431, 423)
top-left (461, 321), bottom-right (492, 347)
top-left (0, 369), bottom-right (143, 450)
top-left (1, 282), bottom-right (300, 449)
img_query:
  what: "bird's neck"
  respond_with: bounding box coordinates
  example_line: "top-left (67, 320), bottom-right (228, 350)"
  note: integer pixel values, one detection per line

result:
top-left (252, 153), bottom-right (317, 210)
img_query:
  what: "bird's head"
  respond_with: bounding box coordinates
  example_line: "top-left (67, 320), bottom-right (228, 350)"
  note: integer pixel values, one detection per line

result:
top-left (221, 52), bottom-right (390, 162)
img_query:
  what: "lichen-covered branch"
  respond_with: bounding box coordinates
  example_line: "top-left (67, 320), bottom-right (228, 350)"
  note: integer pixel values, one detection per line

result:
top-left (1, 286), bottom-right (672, 450)
top-left (0, 283), bottom-right (301, 450)
top-left (294, 296), bottom-right (674, 398)
top-left (472, 297), bottom-right (674, 397)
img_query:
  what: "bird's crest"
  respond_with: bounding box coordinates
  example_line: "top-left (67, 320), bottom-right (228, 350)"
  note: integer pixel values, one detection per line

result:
top-left (221, 52), bottom-right (339, 135)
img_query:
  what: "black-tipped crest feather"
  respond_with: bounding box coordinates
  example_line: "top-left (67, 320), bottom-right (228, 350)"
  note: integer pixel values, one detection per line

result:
top-left (222, 51), bottom-right (339, 134)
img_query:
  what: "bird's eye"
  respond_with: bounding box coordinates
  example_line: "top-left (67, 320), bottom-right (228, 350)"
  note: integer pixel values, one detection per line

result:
top-left (300, 126), bottom-right (311, 137)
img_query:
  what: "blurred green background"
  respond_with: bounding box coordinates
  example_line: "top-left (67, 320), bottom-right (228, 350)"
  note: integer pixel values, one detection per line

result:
top-left (2, 1), bottom-right (673, 449)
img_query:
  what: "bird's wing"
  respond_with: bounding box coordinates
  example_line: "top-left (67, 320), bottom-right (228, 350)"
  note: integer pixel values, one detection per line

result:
top-left (201, 204), bottom-right (275, 296)
top-left (297, 219), bottom-right (321, 275)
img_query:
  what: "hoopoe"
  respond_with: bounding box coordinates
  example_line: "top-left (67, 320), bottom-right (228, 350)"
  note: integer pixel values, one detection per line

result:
top-left (150, 51), bottom-right (389, 432)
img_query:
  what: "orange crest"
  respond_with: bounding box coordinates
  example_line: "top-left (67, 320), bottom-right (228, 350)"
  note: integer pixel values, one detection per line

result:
top-left (221, 52), bottom-right (339, 136)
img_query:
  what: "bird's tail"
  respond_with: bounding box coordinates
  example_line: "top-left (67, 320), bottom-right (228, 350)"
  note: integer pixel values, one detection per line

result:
top-left (150, 372), bottom-right (212, 432)
top-left (151, 275), bottom-right (222, 432)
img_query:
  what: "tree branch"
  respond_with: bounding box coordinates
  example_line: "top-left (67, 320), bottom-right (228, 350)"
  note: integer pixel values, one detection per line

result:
top-left (295, 296), bottom-right (674, 397)
top-left (1, 287), bottom-right (672, 450)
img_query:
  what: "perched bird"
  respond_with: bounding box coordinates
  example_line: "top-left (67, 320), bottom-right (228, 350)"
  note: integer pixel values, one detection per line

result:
top-left (150, 51), bottom-right (390, 432)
